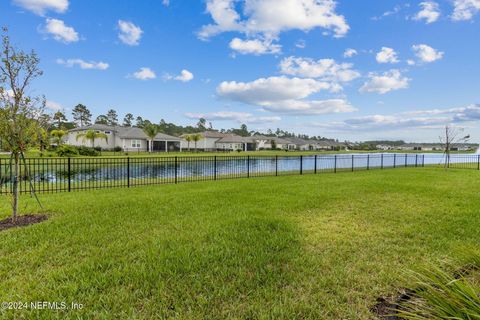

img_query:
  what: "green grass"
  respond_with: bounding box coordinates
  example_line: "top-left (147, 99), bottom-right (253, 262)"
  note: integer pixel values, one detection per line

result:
top-left (0, 168), bottom-right (479, 319)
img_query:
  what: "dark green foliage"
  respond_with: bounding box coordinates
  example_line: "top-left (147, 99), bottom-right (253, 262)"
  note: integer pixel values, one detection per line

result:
top-left (56, 145), bottom-right (79, 157)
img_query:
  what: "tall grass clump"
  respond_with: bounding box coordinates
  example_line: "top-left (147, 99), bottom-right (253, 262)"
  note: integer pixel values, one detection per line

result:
top-left (397, 250), bottom-right (480, 319)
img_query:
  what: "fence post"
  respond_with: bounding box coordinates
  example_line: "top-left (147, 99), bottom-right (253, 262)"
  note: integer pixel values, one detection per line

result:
top-left (247, 156), bottom-right (250, 178)
top-left (334, 155), bottom-right (337, 173)
top-left (314, 155), bottom-right (317, 174)
top-left (394, 154), bottom-right (396, 168)
top-left (422, 154), bottom-right (425, 167)
top-left (67, 157), bottom-right (71, 192)
top-left (477, 155), bottom-right (480, 170)
top-left (214, 156), bottom-right (217, 180)
top-left (351, 155), bottom-right (354, 172)
top-left (381, 154), bottom-right (384, 169)
top-left (275, 155), bottom-right (278, 176)
top-left (405, 154), bottom-right (407, 167)
top-left (415, 154), bottom-right (418, 167)
top-left (300, 155), bottom-right (303, 175)
top-left (174, 156), bottom-right (178, 184)
top-left (367, 154), bottom-right (370, 170)
top-left (127, 157), bottom-right (130, 188)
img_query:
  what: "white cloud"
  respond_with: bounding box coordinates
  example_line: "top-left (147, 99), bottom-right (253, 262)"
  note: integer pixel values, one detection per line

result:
top-left (42, 18), bottom-right (79, 43)
top-left (343, 48), bottom-right (357, 58)
top-left (295, 39), bottom-right (306, 49)
top-left (216, 76), bottom-right (356, 115)
top-left (162, 0), bottom-right (170, 6)
top-left (279, 56), bottom-right (360, 86)
top-left (164, 69), bottom-right (194, 82)
top-left (412, 44), bottom-right (444, 63)
top-left (452, 0), bottom-right (480, 21)
top-left (46, 100), bottom-right (62, 111)
top-left (371, 4), bottom-right (405, 20)
top-left (13, 0), bottom-right (68, 15)
top-left (198, 0), bottom-right (349, 40)
top-left (185, 111), bottom-right (281, 123)
top-left (407, 59), bottom-right (416, 66)
top-left (132, 67), bottom-right (156, 80)
top-left (229, 38), bottom-right (281, 55)
top-left (313, 104), bottom-right (480, 132)
top-left (56, 58), bottom-right (109, 70)
top-left (376, 47), bottom-right (399, 64)
top-left (118, 20), bottom-right (143, 46)
top-left (360, 70), bottom-right (410, 94)
top-left (414, 1), bottom-right (441, 24)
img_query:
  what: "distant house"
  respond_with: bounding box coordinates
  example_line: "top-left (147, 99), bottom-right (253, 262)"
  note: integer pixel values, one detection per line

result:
top-left (180, 131), bottom-right (232, 151)
top-left (251, 135), bottom-right (295, 150)
top-left (66, 124), bottom-right (182, 152)
top-left (284, 137), bottom-right (312, 151)
top-left (216, 135), bottom-right (256, 151)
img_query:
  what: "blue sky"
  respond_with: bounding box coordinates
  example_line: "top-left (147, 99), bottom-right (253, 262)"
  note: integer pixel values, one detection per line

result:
top-left (1, 0), bottom-right (479, 141)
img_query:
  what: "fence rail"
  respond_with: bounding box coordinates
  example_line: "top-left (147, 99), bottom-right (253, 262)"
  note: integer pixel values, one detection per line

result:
top-left (0, 153), bottom-right (478, 194)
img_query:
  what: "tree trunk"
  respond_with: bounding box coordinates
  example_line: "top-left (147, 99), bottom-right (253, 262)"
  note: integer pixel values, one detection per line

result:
top-left (12, 152), bottom-right (20, 221)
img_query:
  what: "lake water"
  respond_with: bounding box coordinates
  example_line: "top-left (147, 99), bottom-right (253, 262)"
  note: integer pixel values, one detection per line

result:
top-left (2, 153), bottom-right (476, 185)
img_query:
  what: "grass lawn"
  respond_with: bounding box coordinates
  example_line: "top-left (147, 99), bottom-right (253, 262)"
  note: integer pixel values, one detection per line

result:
top-left (0, 168), bottom-right (479, 319)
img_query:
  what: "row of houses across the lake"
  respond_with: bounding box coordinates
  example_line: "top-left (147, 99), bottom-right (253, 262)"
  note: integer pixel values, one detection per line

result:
top-left (65, 124), bottom-right (347, 152)
top-left (375, 143), bottom-right (477, 152)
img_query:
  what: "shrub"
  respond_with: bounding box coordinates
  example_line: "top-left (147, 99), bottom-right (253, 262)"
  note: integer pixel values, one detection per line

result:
top-left (113, 146), bottom-right (122, 152)
top-left (94, 146), bottom-right (102, 152)
top-left (397, 250), bottom-right (480, 319)
top-left (236, 149), bottom-right (242, 153)
top-left (76, 146), bottom-right (100, 156)
top-left (56, 145), bottom-right (79, 157)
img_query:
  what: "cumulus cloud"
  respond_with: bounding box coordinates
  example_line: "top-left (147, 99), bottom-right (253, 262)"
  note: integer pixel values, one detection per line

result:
top-left (313, 104), bottom-right (480, 132)
top-left (412, 44), bottom-right (444, 63)
top-left (279, 56), bottom-right (360, 87)
top-left (198, 0), bottom-right (349, 50)
top-left (132, 67), bottom-right (156, 80)
top-left (185, 111), bottom-right (281, 123)
top-left (452, 0), bottom-right (480, 21)
top-left (414, 1), bottom-right (441, 24)
top-left (360, 70), bottom-right (410, 94)
top-left (118, 20), bottom-right (143, 46)
top-left (56, 58), bottom-right (109, 70)
top-left (216, 76), bottom-right (356, 115)
top-left (229, 38), bottom-right (281, 55)
top-left (376, 47), bottom-right (399, 64)
top-left (343, 48), bottom-right (358, 58)
top-left (41, 18), bottom-right (79, 43)
top-left (13, 0), bottom-right (68, 15)
top-left (164, 69), bottom-right (194, 82)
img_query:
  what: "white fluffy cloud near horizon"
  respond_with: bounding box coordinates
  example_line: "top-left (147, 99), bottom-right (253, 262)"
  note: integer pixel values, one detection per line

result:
top-left (13, 0), bottom-right (68, 15)
top-left (412, 44), bottom-right (444, 63)
top-left (360, 70), bottom-right (410, 94)
top-left (216, 76), bottom-right (356, 115)
top-left (309, 104), bottom-right (480, 132)
top-left (376, 47), bottom-right (399, 64)
top-left (452, 0), bottom-right (480, 21)
top-left (164, 69), bottom-right (194, 82)
top-left (56, 58), bottom-right (109, 70)
top-left (229, 38), bottom-right (281, 55)
top-left (185, 111), bottom-right (281, 124)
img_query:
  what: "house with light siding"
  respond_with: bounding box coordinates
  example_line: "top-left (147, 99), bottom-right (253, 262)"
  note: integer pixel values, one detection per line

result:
top-left (66, 124), bottom-right (182, 152)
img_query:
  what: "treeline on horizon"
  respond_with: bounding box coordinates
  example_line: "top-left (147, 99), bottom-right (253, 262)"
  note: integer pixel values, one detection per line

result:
top-left (48, 104), bottom-right (341, 142)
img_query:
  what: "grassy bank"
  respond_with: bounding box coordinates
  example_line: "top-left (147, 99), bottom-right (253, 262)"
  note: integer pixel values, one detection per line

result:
top-left (0, 168), bottom-right (479, 319)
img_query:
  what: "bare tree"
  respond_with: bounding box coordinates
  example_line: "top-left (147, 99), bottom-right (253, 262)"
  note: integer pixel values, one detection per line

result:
top-left (0, 27), bottom-right (46, 220)
top-left (439, 125), bottom-right (470, 169)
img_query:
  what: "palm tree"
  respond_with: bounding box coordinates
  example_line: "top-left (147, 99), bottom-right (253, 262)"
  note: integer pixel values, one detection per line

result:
top-left (143, 124), bottom-right (158, 153)
top-left (50, 129), bottom-right (67, 146)
top-left (190, 133), bottom-right (203, 152)
top-left (184, 134), bottom-right (192, 151)
top-left (76, 129), bottom-right (108, 148)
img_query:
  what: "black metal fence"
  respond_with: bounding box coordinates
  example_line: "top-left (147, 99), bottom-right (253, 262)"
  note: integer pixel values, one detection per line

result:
top-left (0, 154), bottom-right (436, 194)
top-left (0, 153), bottom-right (477, 194)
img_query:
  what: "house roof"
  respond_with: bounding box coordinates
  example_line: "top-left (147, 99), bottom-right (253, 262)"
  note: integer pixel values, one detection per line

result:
top-left (216, 135), bottom-right (254, 143)
top-left (69, 125), bottom-right (181, 141)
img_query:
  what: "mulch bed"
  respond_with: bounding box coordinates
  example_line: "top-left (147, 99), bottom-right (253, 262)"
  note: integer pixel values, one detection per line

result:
top-left (0, 214), bottom-right (48, 232)
top-left (371, 289), bottom-right (414, 319)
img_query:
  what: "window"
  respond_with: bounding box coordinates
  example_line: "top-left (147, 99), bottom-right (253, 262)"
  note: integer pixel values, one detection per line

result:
top-left (131, 140), bottom-right (141, 148)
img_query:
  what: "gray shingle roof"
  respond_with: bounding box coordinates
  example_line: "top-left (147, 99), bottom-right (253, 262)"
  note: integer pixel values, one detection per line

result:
top-left (69, 125), bottom-right (181, 141)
